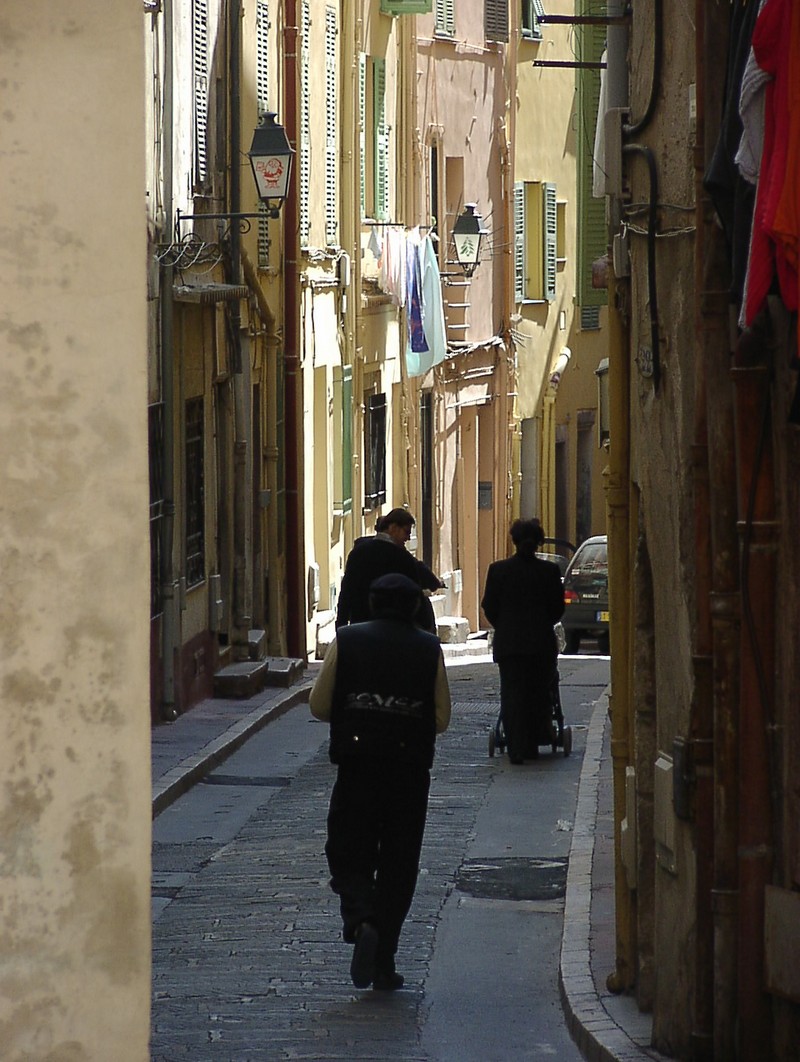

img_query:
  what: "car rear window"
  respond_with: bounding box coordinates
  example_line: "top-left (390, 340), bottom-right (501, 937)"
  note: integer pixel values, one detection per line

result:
top-left (567, 543), bottom-right (607, 578)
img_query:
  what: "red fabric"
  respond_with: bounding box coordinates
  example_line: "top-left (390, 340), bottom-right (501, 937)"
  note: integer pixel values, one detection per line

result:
top-left (743, 0), bottom-right (796, 325)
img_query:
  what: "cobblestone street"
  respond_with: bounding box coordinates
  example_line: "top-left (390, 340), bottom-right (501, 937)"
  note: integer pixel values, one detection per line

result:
top-left (151, 657), bottom-right (609, 1060)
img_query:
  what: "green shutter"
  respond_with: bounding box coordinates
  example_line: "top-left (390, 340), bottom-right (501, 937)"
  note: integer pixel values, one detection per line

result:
top-left (576, 3), bottom-right (607, 308)
top-left (514, 181), bottom-right (526, 303)
top-left (543, 182), bottom-right (557, 302)
top-left (334, 366), bottom-right (353, 515)
top-left (380, 0), bottom-right (433, 13)
top-left (359, 55), bottom-right (367, 217)
top-left (435, 0), bottom-right (454, 35)
top-left (373, 58), bottom-right (388, 222)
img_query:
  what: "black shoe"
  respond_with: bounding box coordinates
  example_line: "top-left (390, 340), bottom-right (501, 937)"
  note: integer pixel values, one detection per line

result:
top-left (350, 922), bottom-right (378, 988)
top-left (373, 971), bottom-right (404, 991)
top-left (509, 756), bottom-right (524, 765)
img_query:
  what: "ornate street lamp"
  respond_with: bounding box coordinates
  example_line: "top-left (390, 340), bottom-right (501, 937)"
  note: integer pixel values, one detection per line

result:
top-left (248, 112), bottom-right (295, 218)
top-left (452, 203), bottom-right (487, 277)
top-left (175, 112), bottom-right (294, 237)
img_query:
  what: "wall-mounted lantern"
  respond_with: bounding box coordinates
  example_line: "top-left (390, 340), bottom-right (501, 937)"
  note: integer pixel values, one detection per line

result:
top-left (248, 112), bottom-right (295, 218)
top-left (452, 203), bottom-right (487, 277)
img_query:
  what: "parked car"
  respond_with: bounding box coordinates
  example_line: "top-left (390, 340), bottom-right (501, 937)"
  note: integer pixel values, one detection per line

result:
top-left (561, 535), bottom-right (609, 654)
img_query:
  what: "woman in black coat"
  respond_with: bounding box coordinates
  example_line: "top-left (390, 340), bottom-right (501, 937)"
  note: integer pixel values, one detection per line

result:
top-left (481, 519), bottom-right (565, 764)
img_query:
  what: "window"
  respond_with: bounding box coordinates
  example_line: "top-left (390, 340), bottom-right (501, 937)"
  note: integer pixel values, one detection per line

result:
top-left (192, 0), bottom-right (209, 186)
top-left (325, 7), bottom-right (338, 246)
top-left (364, 392), bottom-right (387, 511)
top-left (359, 55), bottom-right (389, 222)
top-left (333, 366), bottom-right (353, 515)
top-left (185, 398), bottom-right (206, 587)
top-left (514, 180), bottom-right (558, 303)
top-left (521, 0), bottom-right (544, 39)
top-left (435, 0), bottom-right (455, 36)
top-left (299, 0), bottom-right (311, 246)
top-left (485, 0), bottom-right (509, 42)
top-left (576, 0), bottom-right (607, 310)
top-left (257, 2), bottom-right (271, 267)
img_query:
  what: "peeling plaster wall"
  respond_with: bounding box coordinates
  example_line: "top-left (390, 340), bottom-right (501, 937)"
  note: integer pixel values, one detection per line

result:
top-left (0, 4), bottom-right (152, 1059)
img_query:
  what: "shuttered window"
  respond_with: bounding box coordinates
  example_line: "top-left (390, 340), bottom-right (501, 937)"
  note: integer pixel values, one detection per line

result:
top-left (373, 58), bottom-right (388, 222)
top-left (325, 7), bottom-right (338, 246)
top-left (435, 0), bottom-right (455, 35)
top-left (299, 0), bottom-right (311, 247)
top-left (257, 2), bottom-right (271, 267)
top-left (185, 398), bottom-right (206, 588)
top-left (364, 392), bottom-right (387, 511)
top-left (513, 182), bottom-right (526, 304)
top-left (485, 0), bottom-right (509, 42)
top-left (192, 0), bottom-right (209, 186)
top-left (358, 54), bottom-right (367, 217)
top-left (333, 366), bottom-right (353, 515)
top-left (543, 181), bottom-right (557, 302)
top-left (521, 0), bottom-right (544, 39)
top-left (514, 180), bottom-right (558, 302)
top-left (576, 0), bottom-right (607, 308)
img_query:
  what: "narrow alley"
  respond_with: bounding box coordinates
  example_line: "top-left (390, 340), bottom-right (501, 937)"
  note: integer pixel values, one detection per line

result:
top-left (150, 653), bottom-right (621, 1061)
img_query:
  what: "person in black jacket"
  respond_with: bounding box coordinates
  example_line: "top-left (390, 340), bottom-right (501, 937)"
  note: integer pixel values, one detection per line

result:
top-left (335, 508), bottom-right (422, 629)
top-left (481, 518), bottom-right (565, 764)
top-left (311, 574), bottom-right (451, 991)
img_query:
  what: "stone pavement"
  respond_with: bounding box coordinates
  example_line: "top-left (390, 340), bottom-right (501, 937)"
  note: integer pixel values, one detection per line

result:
top-left (150, 654), bottom-right (668, 1061)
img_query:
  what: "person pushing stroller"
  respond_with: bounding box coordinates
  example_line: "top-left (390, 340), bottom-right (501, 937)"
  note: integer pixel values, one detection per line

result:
top-left (481, 519), bottom-right (565, 764)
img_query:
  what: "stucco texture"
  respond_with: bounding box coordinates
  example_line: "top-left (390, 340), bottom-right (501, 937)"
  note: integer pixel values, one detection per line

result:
top-left (0, 4), bottom-right (152, 1059)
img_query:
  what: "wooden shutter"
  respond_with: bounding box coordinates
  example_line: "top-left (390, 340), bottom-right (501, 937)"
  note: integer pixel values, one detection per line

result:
top-left (299, 0), bottom-right (311, 246)
top-left (325, 7), bottom-right (338, 246)
top-left (256, 1), bottom-right (269, 114)
top-left (257, 2), bottom-right (271, 267)
top-left (514, 181), bottom-right (526, 303)
top-left (485, 0), bottom-right (509, 42)
top-left (543, 182), bottom-right (557, 301)
top-left (192, 0), bottom-right (209, 185)
top-left (333, 366), bottom-right (353, 515)
top-left (435, 0), bottom-right (455, 35)
top-left (358, 55), bottom-right (367, 217)
top-left (373, 58), bottom-right (388, 222)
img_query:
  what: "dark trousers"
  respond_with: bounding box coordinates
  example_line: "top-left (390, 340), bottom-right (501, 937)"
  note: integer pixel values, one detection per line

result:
top-left (325, 759), bottom-right (430, 973)
top-left (498, 654), bottom-right (555, 760)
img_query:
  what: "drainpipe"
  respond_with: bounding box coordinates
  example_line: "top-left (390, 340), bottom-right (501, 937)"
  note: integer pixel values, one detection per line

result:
top-left (604, 271), bottom-right (635, 993)
top-left (604, 0), bottom-right (635, 992)
top-left (159, 0), bottom-right (179, 721)
top-left (283, 2), bottom-right (306, 659)
top-left (241, 246), bottom-right (283, 653)
top-left (228, 0), bottom-right (252, 661)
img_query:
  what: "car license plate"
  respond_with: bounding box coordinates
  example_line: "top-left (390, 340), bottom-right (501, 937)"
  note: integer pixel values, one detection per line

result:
top-left (596, 610), bottom-right (609, 622)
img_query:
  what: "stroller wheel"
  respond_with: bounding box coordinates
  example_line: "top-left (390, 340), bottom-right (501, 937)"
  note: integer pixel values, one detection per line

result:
top-left (488, 729), bottom-right (496, 758)
top-left (562, 725), bottom-right (573, 757)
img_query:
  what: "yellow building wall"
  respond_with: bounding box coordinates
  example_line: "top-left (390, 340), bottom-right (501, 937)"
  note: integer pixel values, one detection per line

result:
top-left (1, 3), bottom-right (152, 1057)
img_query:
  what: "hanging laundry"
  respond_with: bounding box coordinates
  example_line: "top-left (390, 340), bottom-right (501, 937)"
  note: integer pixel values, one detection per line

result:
top-left (405, 230), bottom-right (447, 378)
top-left (405, 228), bottom-right (429, 360)
top-left (378, 226), bottom-right (407, 306)
top-left (741, 0), bottom-right (797, 326)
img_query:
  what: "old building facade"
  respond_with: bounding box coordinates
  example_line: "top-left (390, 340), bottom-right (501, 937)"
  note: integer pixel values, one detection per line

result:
top-left (603, 0), bottom-right (800, 1057)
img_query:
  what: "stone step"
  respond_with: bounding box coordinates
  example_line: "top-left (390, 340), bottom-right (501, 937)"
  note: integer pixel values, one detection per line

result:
top-left (213, 656), bottom-right (306, 699)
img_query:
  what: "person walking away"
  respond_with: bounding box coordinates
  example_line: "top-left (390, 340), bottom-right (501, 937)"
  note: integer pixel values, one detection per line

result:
top-left (310, 573), bottom-right (452, 990)
top-left (335, 508), bottom-right (421, 629)
top-left (481, 518), bottom-right (565, 764)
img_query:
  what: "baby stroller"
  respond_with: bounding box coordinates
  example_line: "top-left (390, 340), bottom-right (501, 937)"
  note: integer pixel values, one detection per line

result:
top-left (488, 662), bottom-right (572, 759)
